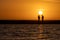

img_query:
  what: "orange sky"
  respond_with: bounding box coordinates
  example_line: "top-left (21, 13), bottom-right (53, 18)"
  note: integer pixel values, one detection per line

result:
top-left (0, 0), bottom-right (60, 20)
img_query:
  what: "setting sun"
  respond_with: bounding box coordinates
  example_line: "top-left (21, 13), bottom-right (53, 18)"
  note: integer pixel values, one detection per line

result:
top-left (0, 0), bottom-right (60, 20)
top-left (38, 11), bottom-right (43, 15)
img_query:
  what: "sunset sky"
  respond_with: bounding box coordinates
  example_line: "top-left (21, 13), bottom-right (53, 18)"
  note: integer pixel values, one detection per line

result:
top-left (0, 0), bottom-right (60, 20)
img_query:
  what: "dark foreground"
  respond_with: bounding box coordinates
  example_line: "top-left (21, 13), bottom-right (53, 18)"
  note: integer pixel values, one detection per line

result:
top-left (0, 20), bottom-right (60, 24)
top-left (0, 24), bottom-right (60, 40)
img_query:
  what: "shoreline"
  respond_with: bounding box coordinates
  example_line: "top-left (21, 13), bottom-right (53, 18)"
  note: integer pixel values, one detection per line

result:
top-left (0, 20), bottom-right (60, 24)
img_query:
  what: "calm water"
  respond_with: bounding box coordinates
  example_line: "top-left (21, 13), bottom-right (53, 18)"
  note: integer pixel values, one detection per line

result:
top-left (0, 24), bottom-right (60, 40)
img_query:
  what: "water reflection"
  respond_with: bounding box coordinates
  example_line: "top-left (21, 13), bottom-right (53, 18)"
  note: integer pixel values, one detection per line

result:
top-left (38, 24), bottom-right (43, 38)
top-left (37, 24), bottom-right (60, 40)
top-left (0, 24), bottom-right (60, 40)
top-left (37, 24), bottom-right (48, 40)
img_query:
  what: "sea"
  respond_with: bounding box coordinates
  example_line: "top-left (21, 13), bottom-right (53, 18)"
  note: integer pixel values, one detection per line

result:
top-left (0, 24), bottom-right (60, 40)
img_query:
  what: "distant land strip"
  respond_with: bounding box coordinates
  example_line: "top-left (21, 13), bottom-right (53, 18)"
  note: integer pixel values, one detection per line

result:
top-left (0, 20), bottom-right (60, 24)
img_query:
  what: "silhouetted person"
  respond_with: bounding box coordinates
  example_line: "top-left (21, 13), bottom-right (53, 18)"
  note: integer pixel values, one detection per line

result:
top-left (38, 15), bottom-right (40, 24)
top-left (42, 15), bottom-right (44, 24)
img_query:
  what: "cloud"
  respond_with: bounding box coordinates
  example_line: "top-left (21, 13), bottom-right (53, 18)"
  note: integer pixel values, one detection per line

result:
top-left (45, 0), bottom-right (60, 2)
top-left (0, 0), bottom-right (60, 4)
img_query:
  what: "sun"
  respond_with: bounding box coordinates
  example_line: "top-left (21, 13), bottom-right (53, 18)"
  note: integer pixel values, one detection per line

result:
top-left (38, 11), bottom-right (43, 15)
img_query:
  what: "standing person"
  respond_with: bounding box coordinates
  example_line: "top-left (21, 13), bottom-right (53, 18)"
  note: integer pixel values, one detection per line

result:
top-left (38, 15), bottom-right (40, 24)
top-left (42, 15), bottom-right (44, 24)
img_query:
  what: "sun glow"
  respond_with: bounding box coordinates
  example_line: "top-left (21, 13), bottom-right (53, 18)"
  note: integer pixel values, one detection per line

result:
top-left (38, 11), bottom-right (43, 15)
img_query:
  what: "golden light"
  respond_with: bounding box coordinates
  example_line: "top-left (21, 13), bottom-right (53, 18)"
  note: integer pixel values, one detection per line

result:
top-left (38, 11), bottom-right (43, 15)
